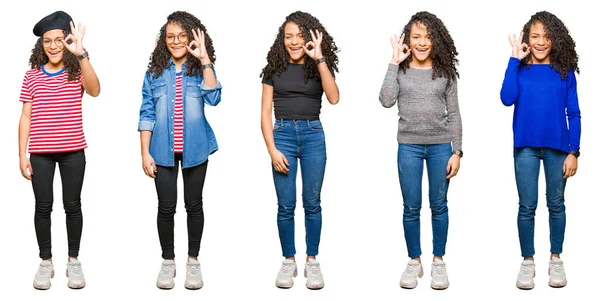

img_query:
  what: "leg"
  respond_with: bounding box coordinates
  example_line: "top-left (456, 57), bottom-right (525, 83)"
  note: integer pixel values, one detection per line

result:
top-left (514, 147), bottom-right (541, 258)
top-left (57, 150), bottom-right (86, 258)
top-left (397, 144), bottom-right (425, 259)
top-left (182, 160), bottom-right (208, 258)
top-left (30, 154), bottom-right (57, 260)
top-left (154, 162), bottom-right (179, 259)
top-left (542, 149), bottom-right (568, 255)
top-left (425, 143), bottom-right (452, 257)
top-left (299, 123), bottom-right (327, 257)
top-left (273, 121), bottom-right (299, 258)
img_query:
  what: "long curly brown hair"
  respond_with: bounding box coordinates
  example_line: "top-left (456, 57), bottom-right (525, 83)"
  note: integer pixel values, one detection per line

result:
top-left (400, 11), bottom-right (459, 80)
top-left (520, 11), bottom-right (579, 78)
top-left (28, 30), bottom-right (81, 81)
top-left (260, 11), bottom-right (339, 82)
top-left (147, 11), bottom-right (216, 79)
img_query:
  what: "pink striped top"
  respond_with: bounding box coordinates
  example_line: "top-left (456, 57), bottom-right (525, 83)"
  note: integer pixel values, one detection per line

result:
top-left (174, 73), bottom-right (184, 153)
top-left (19, 67), bottom-right (86, 154)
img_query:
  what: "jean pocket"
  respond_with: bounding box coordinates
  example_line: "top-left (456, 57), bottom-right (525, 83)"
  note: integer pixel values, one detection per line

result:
top-left (186, 81), bottom-right (202, 98)
top-left (273, 121), bottom-right (283, 132)
top-left (307, 120), bottom-right (324, 131)
top-left (151, 82), bottom-right (167, 99)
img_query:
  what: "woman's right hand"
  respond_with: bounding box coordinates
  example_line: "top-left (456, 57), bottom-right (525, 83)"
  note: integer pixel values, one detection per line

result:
top-left (390, 33), bottom-right (411, 65)
top-left (142, 153), bottom-right (157, 178)
top-left (20, 155), bottom-right (32, 180)
top-left (270, 149), bottom-right (289, 173)
top-left (508, 32), bottom-right (530, 60)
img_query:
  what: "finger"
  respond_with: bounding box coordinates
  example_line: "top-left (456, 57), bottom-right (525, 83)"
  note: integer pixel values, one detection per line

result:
top-left (80, 24), bottom-right (86, 39)
top-left (70, 21), bottom-right (76, 35)
top-left (200, 30), bottom-right (205, 45)
top-left (192, 28), bottom-right (200, 42)
top-left (523, 45), bottom-right (531, 56)
top-left (403, 44), bottom-right (410, 52)
top-left (310, 29), bottom-right (317, 42)
top-left (400, 33), bottom-right (405, 43)
top-left (390, 36), bottom-right (395, 48)
top-left (317, 29), bottom-right (323, 43)
top-left (562, 161), bottom-right (567, 175)
top-left (518, 31), bottom-right (524, 44)
top-left (283, 156), bottom-right (289, 166)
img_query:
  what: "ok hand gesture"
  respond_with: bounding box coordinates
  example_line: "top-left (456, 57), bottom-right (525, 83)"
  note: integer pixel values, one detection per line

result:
top-left (63, 21), bottom-right (86, 56)
top-left (186, 28), bottom-right (211, 64)
top-left (303, 29), bottom-right (323, 61)
top-left (508, 32), bottom-right (530, 60)
top-left (390, 33), bottom-right (411, 65)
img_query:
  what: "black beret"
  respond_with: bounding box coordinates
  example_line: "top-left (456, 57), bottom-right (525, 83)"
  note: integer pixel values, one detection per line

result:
top-left (33, 11), bottom-right (73, 37)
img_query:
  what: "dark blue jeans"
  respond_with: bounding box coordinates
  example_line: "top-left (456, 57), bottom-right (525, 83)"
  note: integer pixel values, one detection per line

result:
top-left (397, 143), bottom-right (451, 258)
top-left (272, 120), bottom-right (326, 258)
top-left (514, 147), bottom-right (568, 258)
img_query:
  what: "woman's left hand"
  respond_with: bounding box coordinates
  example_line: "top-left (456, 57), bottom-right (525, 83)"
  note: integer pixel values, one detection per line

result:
top-left (446, 154), bottom-right (460, 179)
top-left (63, 21), bottom-right (86, 56)
top-left (186, 28), bottom-right (211, 64)
top-left (563, 154), bottom-right (578, 178)
top-left (303, 29), bottom-right (323, 61)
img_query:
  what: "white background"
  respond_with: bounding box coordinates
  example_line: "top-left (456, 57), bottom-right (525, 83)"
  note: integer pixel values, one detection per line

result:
top-left (1, 0), bottom-right (598, 300)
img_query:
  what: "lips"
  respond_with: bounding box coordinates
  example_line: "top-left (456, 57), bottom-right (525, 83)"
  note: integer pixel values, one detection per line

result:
top-left (534, 47), bottom-right (547, 52)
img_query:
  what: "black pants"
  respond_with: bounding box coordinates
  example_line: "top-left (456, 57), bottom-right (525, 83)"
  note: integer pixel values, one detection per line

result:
top-left (30, 150), bottom-right (86, 260)
top-left (155, 154), bottom-right (208, 259)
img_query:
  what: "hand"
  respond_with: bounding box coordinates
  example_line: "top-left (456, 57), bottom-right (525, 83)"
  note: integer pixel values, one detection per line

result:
top-left (508, 32), bottom-right (530, 60)
top-left (390, 33), bottom-right (411, 65)
top-left (63, 21), bottom-right (86, 56)
top-left (186, 28), bottom-right (211, 64)
top-left (142, 153), bottom-right (157, 178)
top-left (270, 149), bottom-right (290, 173)
top-left (563, 154), bottom-right (578, 179)
top-left (20, 155), bottom-right (33, 180)
top-left (446, 154), bottom-right (460, 179)
top-left (303, 29), bottom-right (323, 61)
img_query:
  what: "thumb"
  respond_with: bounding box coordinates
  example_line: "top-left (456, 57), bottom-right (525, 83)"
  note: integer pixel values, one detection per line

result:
top-left (283, 155), bottom-right (289, 166)
top-left (446, 161), bottom-right (452, 174)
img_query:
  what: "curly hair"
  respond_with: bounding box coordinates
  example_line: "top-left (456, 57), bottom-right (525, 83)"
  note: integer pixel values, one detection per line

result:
top-left (147, 11), bottom-right (216, 78)
top-left (520, 11), bottom-right (579, 78)
top-left (400, 11), bottom-right (459, 80)
top-left (260, 11), bottom-right (339, 82)
top-left (28, 30), bottom-right (81, 82)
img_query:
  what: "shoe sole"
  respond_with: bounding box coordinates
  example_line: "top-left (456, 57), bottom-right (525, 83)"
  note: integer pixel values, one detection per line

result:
top-left (184, 280), bottom-right (204, 290)
top-left (66, 270), bottom-right (85, 289)
top-left (304, 269), bottom-right (324, 290)
top-left (548, 279), bottom-right (567, 288)
top-left (516, 281), bottom-right (534, 290)
top-left (431, 281), bottom-right (449, 290)
top-left (400, 268), bottom-right (423, 289)
top-left (276, 268), bottom-right (297, 289)
top-left (33, 271), bottom-right (54, 290)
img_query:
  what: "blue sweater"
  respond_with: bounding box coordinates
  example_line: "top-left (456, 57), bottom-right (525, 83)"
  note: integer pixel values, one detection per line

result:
top-left (500, 57), bottom-right (581, 153)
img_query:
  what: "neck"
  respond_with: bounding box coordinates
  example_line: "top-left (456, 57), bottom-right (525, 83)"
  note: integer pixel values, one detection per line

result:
top-left (409, 59), bottom-right (432, 69)
top-left (530, 57), bottom-right (550, 65)
top-left (289, 56), bottom-right (305, 64)
top-left (44, 61), bottom-right (64, 71)
top-left (172, 56), bottom-right (187, 72)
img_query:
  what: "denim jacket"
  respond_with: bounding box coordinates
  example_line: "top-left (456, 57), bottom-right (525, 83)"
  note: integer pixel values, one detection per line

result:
top-left (138, 60), bottom-right (222, 168)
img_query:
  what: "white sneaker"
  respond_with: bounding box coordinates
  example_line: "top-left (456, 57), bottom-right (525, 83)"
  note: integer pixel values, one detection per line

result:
top-left (33, 260), bottom-right (54, 290)
top-left (516, 259), bottom-right (535, 289)
top-left (156, 259), bottom-right (176, 289)
top-left (66, 258), bottom-right (86, 289)
top-left (400, 259), bottom-right (423, 289)
top-left (548, 257), bottom-right (567, 288)
top-left (184, 258), bottom-right (203, 290)
top-left (304, 258), bottom-right (324, 290)
top-left (431, 258), bottom-right (449, 290)
top-left (275, 259), bottom-right (297, 288)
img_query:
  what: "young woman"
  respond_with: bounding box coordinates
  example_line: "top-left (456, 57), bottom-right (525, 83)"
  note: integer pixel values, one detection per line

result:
top-left (19, 11), bottom-right (100, 290)
top-left (260, 11), bottom-right (339, 290)
top-left (138, 11), bottom-right (221, 290)
top-left (379, 11), bottom-right (462, 290)
top-left (500, 11), bottom-right (580, 290)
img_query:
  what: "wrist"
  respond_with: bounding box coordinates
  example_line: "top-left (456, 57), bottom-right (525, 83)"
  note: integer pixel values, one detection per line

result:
top-left (568, 150), bottom-right (580, 158)
top-left (315, 57), bottom-right (325, 64)
top-left (452, 150), bottom-right (463, 158)
top-left (200, 58), bottom-right (212, 65)
top-left (390, 60), bottom-right (400, 65)
top-left (200, 62), bottom-right (214, 71)
top-left (77, 50), bottom-right (89, 60)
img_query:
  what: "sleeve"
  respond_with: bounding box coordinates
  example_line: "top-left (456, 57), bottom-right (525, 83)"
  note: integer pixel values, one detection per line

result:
top-left (201, 68), bottom-right (222, 106)
top-left (262, 74), bottom-right (274, 86)
top-left (566, 70), bottom-right (581, 151)
top-left (138, 72), bottom-right (156, 132)
top-left (378, 64), bottom-right (400, 108)
top-left (19, 72), bottom-right (33, 103)
top-left (445, 78), bottom-right (463, 151)
top-left (500, 57), bottom-right (521, 106)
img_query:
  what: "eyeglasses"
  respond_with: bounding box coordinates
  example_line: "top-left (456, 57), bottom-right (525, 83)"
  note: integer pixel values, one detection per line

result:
top-left (166, 33), bottom-right (189, 44)
top-left (43, 38), bottom-right (65, 48)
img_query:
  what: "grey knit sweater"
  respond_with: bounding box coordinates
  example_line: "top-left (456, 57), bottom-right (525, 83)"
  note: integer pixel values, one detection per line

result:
top-left (379, 64), bottom-right (462, 151)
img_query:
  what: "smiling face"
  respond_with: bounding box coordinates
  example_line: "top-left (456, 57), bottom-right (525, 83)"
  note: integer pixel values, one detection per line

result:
top-left (166, 22), bottom-right (189, 63)
top-left (42, 29), bottom-right (65, 67)
top-left (284, 21), bottom-right (306, 64)
top-left (528, 21), bottom-right (552, 64)
top-left (408, 22), bottom-right (433, 68)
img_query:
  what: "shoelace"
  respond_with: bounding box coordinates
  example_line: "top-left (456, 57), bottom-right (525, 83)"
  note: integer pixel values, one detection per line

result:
top-left (521, 264), bottom-right (534, 276)
top-left (281, 263), bottom-right (295, 275)
top-left (307, 263), bottom-right (321, 276)
top-left (550, 262), bottom-right (564, 273)
top-left (38, 265), bottom-right (52, 276)
top-left (405, 263), bottom-right (420, 276)
top-left (68, 263), bottom-right (82, 275)
top-left (188, 264), bottom-right (200, 276)
top-left (161, 263), bottom-right (175, 275)
top-left (432, 264), bottom-right (446, 275)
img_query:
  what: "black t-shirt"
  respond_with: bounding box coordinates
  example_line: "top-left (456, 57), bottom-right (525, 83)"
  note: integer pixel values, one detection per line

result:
top-left (262, 64), bottom-right (330, 120)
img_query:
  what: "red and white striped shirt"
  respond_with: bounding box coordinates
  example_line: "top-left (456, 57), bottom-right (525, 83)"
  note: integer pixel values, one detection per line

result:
top-left (174, 73), bottom-right (184, 153)
top-left (19, 68), bottom-right (87, 154)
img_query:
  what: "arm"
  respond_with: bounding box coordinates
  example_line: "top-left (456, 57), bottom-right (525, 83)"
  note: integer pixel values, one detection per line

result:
top-left (499, 57), bottom-right (520, 106)
top-left (379, 64), bottom-right (400, 108)
top-left (200, 68), bottom-right (222, 106)
top-left (80, 56), bottom-right (100, 97)
top-left (445, 78), bottom-right (462, 179)
top-left (563, 70), bottom-right (581, 179)
top-left (139, 73), bottom-right (156, 178)
top-left (62, 21), bottom-right (100, 97)
top-left (19, 103), bottom-right (33, 180)
top-left (261, 83), bottom-right (289, 173)
top-left (317, 62), bottom-right (339, 104)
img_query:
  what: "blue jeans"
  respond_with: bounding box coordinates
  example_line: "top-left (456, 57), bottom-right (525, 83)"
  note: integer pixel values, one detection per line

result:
top-left (514, 147), bottom-right (568, 258)
top-left (397, 143), bottom-right (451, 258)
top-left (272, 119), bottom-right (326, 257)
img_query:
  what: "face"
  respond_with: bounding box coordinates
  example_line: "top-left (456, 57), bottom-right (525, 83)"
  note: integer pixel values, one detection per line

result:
top-left (408, 22), bottom-right (432, 66)
top-left (284, 22), bottom-right (306, 64)
top-left (165, 22), bottom-right (189, 61)
top-left (528, 22), bottom-right (552, 64)
top-left (42, 29), bottom-right (65, 65)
